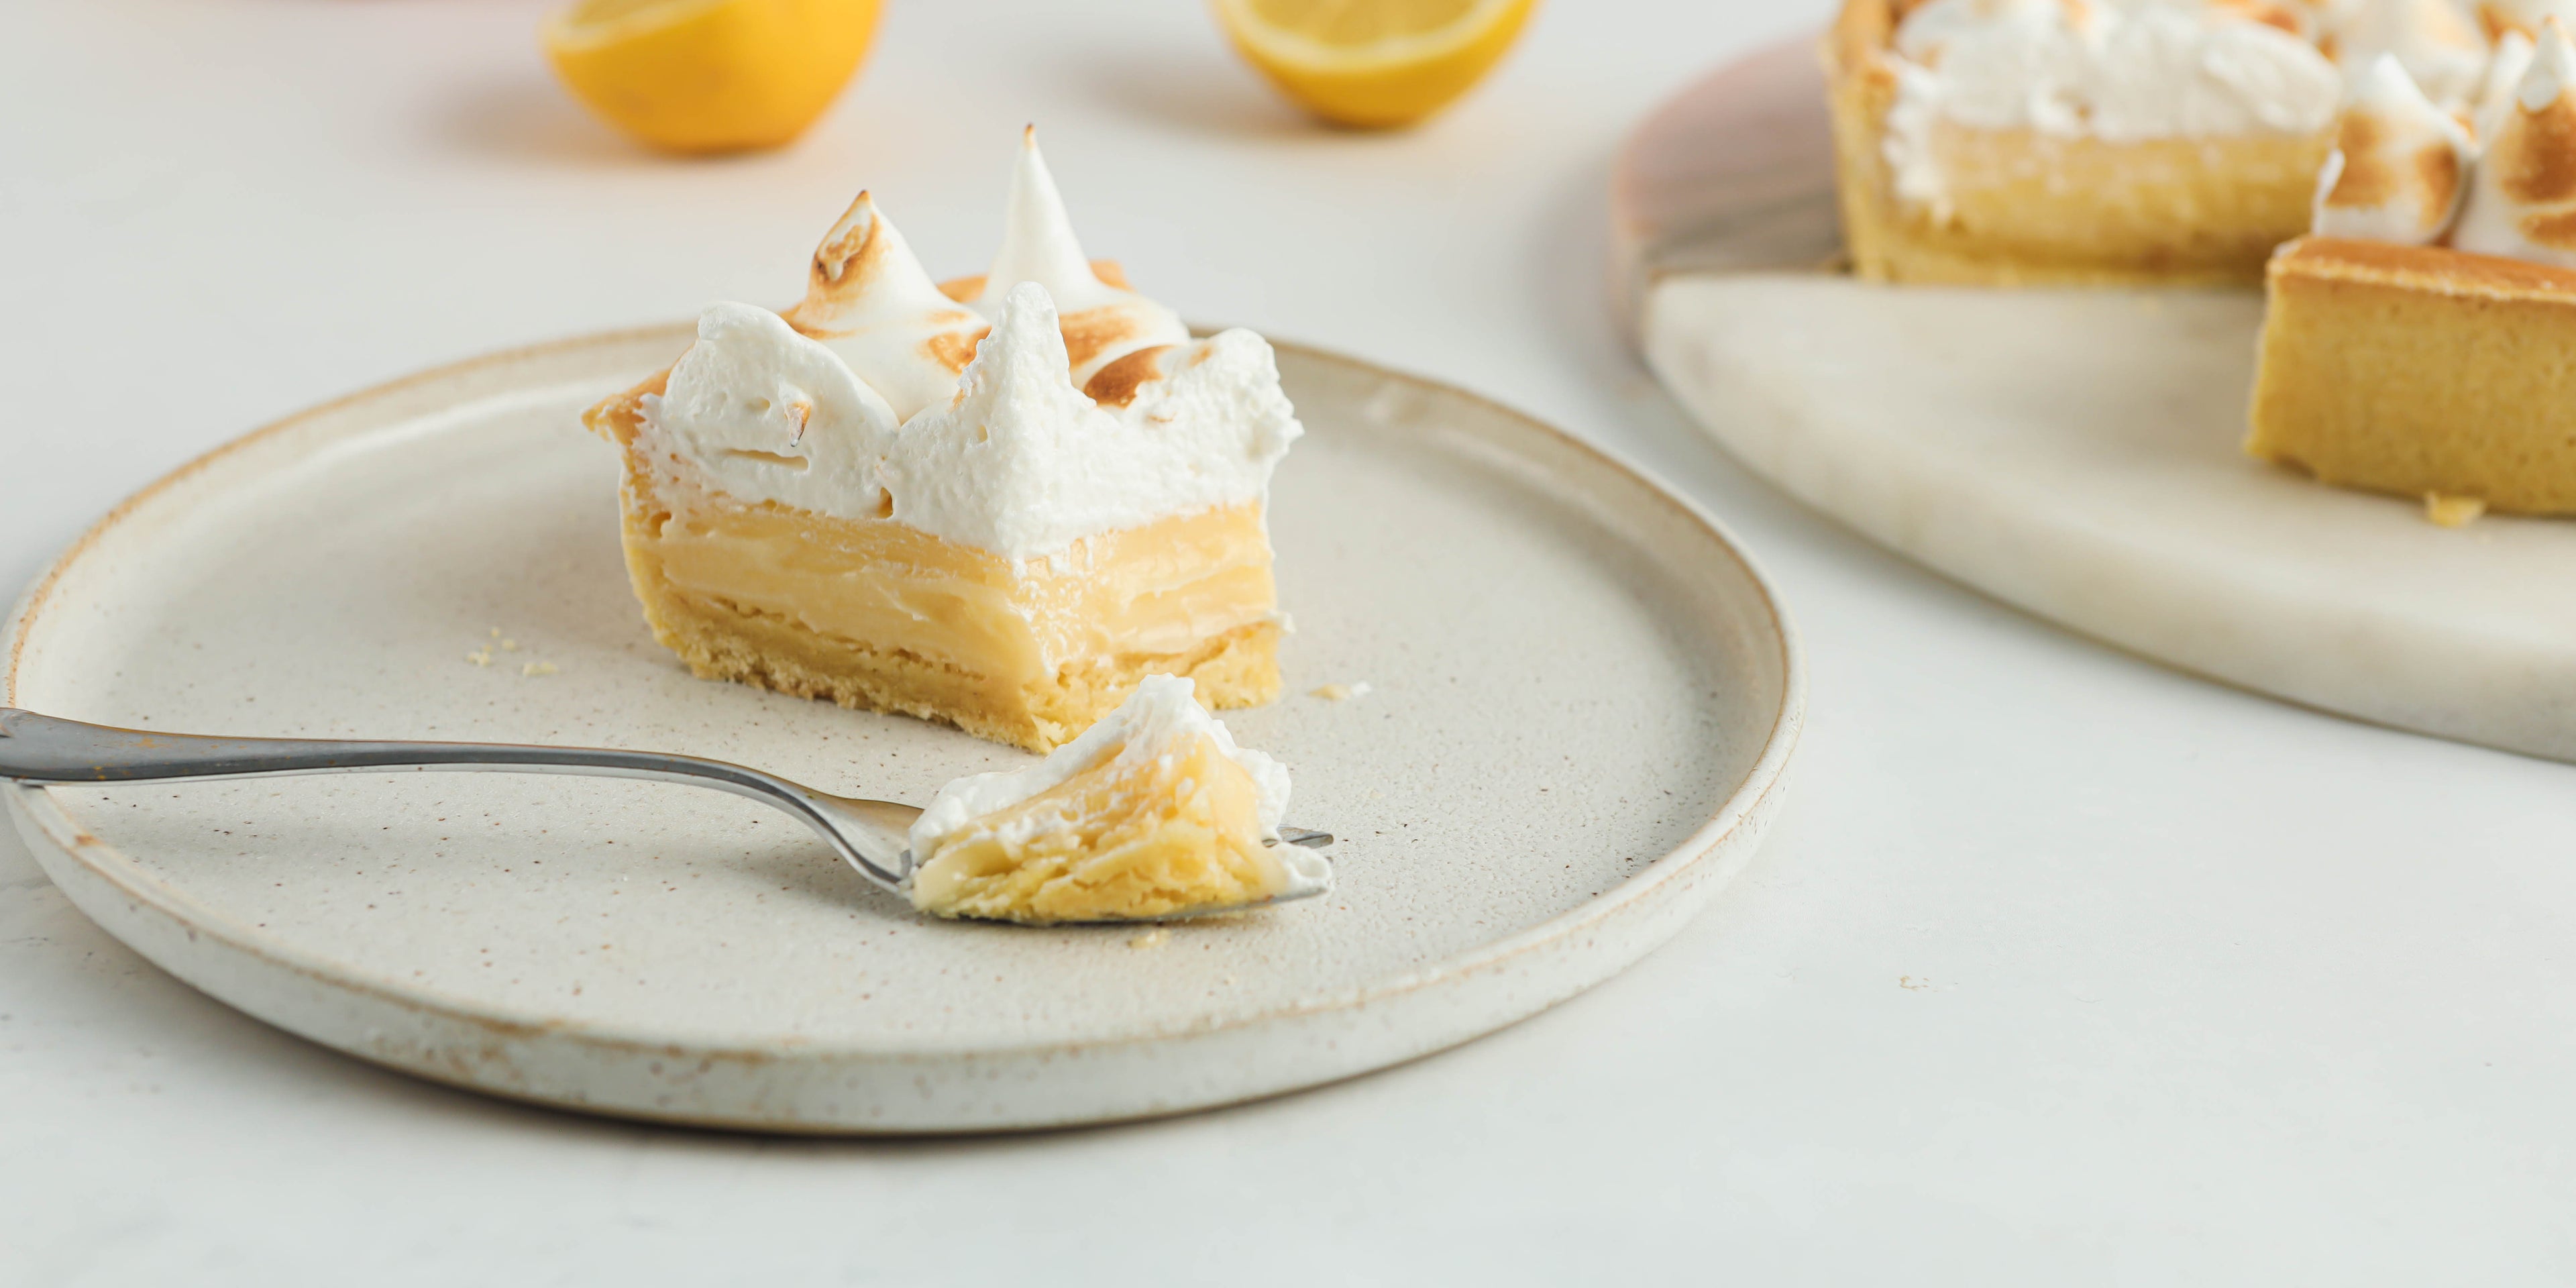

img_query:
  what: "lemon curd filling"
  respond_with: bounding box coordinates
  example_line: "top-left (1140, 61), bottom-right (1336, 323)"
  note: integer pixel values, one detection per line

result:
top-left (607, 448), bottom-right (1285, 751)
top-left (906, 675), bottom-right (1299, 924)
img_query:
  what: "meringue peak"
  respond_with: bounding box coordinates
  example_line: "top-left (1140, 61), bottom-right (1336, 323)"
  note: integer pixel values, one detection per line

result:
top-left (983, 128), bottom-right (1105, 309)
top-left (784, 193), bottom-right (990, 423)
top-left (2478, 30), bottom-right (2538, 139)
top-left (2358, 51), bottom-right (2432, 109)
top-left (2453, 17), bottom-right (2576, 264)
top-left (2332, 0), bottom-right (2489, 109)
top-left (791, 192), bottom-right (976, 331)
top-left (946, 129), bottom-right (1191, 388)
top-left (806, 193), bottom-right (926, 295)
top-left (959, 282), bottom-right (1079, 417)
top-left (2312, 54), bottom-right (2472, 244)
top-left (2520, 15), bottom-right (2576, 111)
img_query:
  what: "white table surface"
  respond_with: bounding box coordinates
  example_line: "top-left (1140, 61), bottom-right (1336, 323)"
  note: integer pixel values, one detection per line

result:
top-left (6, 1), bottom-right (2574, 1282)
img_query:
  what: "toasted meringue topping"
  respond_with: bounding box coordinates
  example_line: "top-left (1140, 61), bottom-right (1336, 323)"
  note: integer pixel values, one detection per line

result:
top-left (2514, 14), bottom-right (2576, 109)
top-left (635, 133), bottom-right (1303, 563)
top-left (1889, 1), bottom-right (2342, 138)
top-left (767, 130), bottom-right (1195, 421)
top-left (960, 127), bottom-right (1190, 389)
top-left (2479, 0), bottom-right (2576, 41)
top-left (2455, 18), bottom-right (2576, 264)
top-left (2216, 0), bottom-right (2318, 38)
top-left (2314, 55), bottom-right (2474, 243)
top-left (2323, 0), bottom-right (2492, 107)
top-left (2477, 29), bottom-right (2538, 137)
top-left (782, 193), bottom-right (992, 423)
top-left (1883, 0), bottom-right (2345, 211)
top-left (645, 279), bottom-right (1301, 562)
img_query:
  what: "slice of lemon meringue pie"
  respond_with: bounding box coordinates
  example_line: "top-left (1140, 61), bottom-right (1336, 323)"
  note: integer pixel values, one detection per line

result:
top-left (586, 130), bottom-right (1300, 751)
top-left (2249, 32), bottom-right (2576, 517)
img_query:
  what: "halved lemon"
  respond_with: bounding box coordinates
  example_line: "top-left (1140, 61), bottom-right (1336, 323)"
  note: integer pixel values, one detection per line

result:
top-left (1212, 0), bottom-right (1538, 129)
top-left (541, 0), bottom-right (882, 155)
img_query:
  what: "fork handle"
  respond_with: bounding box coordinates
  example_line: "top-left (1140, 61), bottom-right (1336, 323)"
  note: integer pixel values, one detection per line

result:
top-left (2, 707), bottom-right (760, 789)
top-left (0, 707), bottom-right (914, 889)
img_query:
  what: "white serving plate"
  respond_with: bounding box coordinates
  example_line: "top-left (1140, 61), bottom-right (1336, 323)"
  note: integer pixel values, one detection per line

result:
top-left (1, 327), bottom-right (1801, 1133)
top-left (1617, 38), bottom-right (2576, 763)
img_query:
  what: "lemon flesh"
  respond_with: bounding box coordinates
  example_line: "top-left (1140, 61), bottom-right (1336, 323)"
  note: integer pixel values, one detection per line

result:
top-left (543, 0), bottom-right (881, 154)
top-left (1215, 0), bottom-right (1538, 128)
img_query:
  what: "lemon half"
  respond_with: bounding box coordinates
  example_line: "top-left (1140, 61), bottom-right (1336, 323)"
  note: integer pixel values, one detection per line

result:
top-left (1214, 0), bottom-right (1538, 129)
top-left (543, 0), bottom-right (882, 155)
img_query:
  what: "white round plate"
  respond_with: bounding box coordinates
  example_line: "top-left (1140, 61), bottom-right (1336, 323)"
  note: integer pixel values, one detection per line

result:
top-left (1617, 38), bottom-right (2576, 764)
top-left (3, 327), bottom-right (1801, 1133)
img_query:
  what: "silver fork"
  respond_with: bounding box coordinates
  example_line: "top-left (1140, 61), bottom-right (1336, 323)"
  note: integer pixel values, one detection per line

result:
top-left (0, 708), bottom-right (1334, 923)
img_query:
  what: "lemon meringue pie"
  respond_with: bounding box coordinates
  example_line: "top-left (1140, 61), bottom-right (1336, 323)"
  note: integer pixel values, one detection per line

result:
top-left (586, 130), bottom-right (1299, 751)
top-left (2250, 33), bottom-right (2576, 515)
top-left (1825, 0), bottom-right (2489, 285)
top-left (906, 674), bottom-right (1324, 925)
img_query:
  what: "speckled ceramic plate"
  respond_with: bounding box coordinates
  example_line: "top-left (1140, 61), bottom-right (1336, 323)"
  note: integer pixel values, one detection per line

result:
top-left (2, 327), bottom-right (1801, 1133)
top-left (1617, 37), bottom-right (2576, 764)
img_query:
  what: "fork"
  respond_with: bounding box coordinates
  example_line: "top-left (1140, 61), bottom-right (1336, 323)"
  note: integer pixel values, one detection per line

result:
top-left (0, 708), bottom-right (1334, 923)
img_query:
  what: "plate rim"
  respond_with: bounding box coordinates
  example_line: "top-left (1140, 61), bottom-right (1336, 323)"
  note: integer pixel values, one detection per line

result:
top-left (2, 325), bottom-right (1806, 1124)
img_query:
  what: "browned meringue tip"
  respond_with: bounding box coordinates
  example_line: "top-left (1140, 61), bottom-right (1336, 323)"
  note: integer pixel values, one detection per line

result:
top-left (938, 260), bottom-right (1132, 303)
top-left (809, 190), bottom-right (883, 288)
top-left (2322, 112), bottom-right (2464, 219)
top-left (1081, 345), bottom-right (1173, 408)
top-left (2453, 19), bottom-right (2576, 259)
top-left (1058, 304), bottom-right (1171, 374)
top-left (2213, 0), bottom-right (2306, 36)
top-left (2493, 60), bottom-right (2576, 211)
top-left (926, 327), bottom-right (989, 376)
top-left (2337, 143), bottom-right (2464, 219)
top-left (2485, 3), bottom-right (2569, 40)
top-left (581, 368), bottom-right (670, 447)
top-left (2313, 54), bottom-right (2475, 246)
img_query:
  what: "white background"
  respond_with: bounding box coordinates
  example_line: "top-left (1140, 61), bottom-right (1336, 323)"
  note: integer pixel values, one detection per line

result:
top-left (7, 1), bottom-right (2575, 1282)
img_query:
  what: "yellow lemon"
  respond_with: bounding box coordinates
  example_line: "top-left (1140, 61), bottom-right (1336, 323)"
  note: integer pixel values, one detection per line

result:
top-left (542, 0), bottom-right (882, 155)
top-left (1212, 0), bottom-right (1538, 129)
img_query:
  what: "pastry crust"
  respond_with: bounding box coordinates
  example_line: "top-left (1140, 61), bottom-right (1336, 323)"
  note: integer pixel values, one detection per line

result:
top-left (2247, 236), bottom-right (2576, 515)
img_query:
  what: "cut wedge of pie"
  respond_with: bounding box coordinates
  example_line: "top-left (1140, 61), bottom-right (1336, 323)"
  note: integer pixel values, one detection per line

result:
top-left (905, 674), bottom-right (1325, 924)
top-left (2251, 237), bottom-right (2576, 513)
top-left (586, 130), bottom-right (1301, 751)
top-left (2248, 34), bottom-right (2576, 517)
